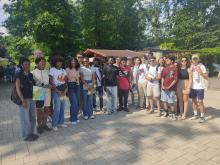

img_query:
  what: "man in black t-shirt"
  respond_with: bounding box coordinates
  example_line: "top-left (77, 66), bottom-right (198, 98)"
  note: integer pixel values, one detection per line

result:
top-left (103, 57), bottom-right (119, 114)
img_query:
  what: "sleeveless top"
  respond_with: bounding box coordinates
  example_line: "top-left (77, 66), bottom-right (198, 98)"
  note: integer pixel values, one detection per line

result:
top-left (178, 68), bottom-right (189, 80)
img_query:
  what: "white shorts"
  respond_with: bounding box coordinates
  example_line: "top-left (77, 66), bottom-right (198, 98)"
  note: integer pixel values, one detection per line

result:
top-left (147, 84), bottom-right (160, 98)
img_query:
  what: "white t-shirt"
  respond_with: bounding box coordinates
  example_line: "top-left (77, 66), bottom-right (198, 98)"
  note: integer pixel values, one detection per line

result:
top-left (32, 68), bottom-right (49, 86)
top-left (91, 66), bottom-right (102, 87)
top-left (132, 65), bottom-right (140, 84)
top-left (147, 65), bottom-right (159, 85)
top-left (191, 63), bottom-right (207, 89)
top-left (80, 66), bottom-right (94, 81)
top-left (138, 64), bottom-right (148, 84)
top-left (49, 67), bottom-right (67, 86)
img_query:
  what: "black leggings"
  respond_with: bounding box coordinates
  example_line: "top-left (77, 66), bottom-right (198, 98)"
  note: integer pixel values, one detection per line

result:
top-left (118, 89), bottom-right (129, 108)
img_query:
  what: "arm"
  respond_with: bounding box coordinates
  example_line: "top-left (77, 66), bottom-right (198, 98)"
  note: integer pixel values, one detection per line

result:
top-left (167, 68), bottom-right (178, 90)
top-left (15, 78), bottom-right (27, 108)
top-left (49, 75), bottom-right (62, 96)
top-left (92, 72), bottom-right (96, 86)
top-left (187, 68), bottom-right (193, 89)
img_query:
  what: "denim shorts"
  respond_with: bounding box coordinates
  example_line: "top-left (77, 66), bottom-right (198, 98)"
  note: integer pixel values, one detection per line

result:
top-left (161, 90), bottom-right (175, 104)
top-left (190, 89), bottom-right (204, 100)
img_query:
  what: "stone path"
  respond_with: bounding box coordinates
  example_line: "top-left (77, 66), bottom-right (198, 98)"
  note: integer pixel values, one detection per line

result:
top-left (0, 82), bottom-right (220, 165)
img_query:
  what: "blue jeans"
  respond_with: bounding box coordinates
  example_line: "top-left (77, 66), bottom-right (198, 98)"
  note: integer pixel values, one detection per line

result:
top-left (69, 85), bottom-right (80, 122)
top-left (93, 86), bottom-right (103, 109)
top-left (83, 80), bottom-right (93, 117)
top-left (19, 99), bottom-right (36, 139)
top-left (52, 91), bottom-right (65, 127)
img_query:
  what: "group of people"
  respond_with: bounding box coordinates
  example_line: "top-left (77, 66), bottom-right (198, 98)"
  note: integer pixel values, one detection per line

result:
top-left (14, 51), bottom-right (209, 142)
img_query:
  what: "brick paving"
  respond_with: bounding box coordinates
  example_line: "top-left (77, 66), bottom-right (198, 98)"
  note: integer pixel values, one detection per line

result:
top-left (0, 82), bottom-right (220, 165)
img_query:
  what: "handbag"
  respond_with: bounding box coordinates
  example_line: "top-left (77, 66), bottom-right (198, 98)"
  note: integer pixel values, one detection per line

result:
top-left (11, 86), bottom-right (22, 105)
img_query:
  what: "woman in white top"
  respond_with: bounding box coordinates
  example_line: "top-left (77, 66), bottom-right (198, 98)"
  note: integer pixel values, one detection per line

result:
top-left (32, 57), bottom-right (52, 133)
top-left (66, 58), bottom-right (80, 124)
top-left (49, 56), bottom-right (68, 131)
top-left (80, 57), bottom-right (96, 120)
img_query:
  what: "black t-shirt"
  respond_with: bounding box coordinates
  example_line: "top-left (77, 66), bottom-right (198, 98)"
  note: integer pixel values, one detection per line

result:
top-left (15, 72), bottom-right (35, 99)
top-left (103, 64), bottom-right (119, 86)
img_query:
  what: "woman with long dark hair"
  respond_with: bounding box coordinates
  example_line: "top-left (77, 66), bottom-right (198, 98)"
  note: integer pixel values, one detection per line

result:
top-left (66, 58), bottom-right (80, 124)
top-left (49, 55), bottom-right (68, 131)
top-left (15, 57), bottom-right (39, 141)
top-left (177, 57), bottom-right (192, 119)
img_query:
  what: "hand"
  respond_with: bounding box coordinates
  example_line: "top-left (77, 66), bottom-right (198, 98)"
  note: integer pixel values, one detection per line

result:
top-left (22, 100), bottom-right (28, 109)
top-left (195, 66), bottom-right (203, 75)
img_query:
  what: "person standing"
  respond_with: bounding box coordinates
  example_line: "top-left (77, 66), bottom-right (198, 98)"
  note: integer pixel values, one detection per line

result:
top-left (80, 57), bottom-right (96, 120)
top-left (66, 58), bottom-right (80, 124)
top-left (132, 57), bottom-right (141, 107)
top-left (176, 57), bottom-right (192, 119)
top-left (32, 57), bottom-right (52, 134)
top-left (92, 58), bottom-right (104, 112)
top-left (15, 57), bottom-right (39, 141)
top-left (137, 56), bottom-right (149, 110)
top-left (49, 56), bottom-right (68, 131)
top-left (161, 56), bottom-right (178, 120)
top-left (117, 57), bottom-right (132, 112)
top-left (103, 57), bottom-right (119, 115)
top-left (146, 56), bottom-right (161, 114)
top-left (190, 54), bottom-right (209, 123)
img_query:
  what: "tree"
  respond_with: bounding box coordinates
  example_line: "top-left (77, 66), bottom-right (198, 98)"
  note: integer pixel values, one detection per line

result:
top-left (4, 0), bottom-right (81, 58)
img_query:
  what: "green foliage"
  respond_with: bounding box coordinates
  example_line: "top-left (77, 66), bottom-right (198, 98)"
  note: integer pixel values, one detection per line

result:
top-left (160, 42), bottom-right (176, 50)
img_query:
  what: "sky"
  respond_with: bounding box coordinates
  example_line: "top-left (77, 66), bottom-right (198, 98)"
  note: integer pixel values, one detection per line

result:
top-left (0, 0), bottom-right (10, 35)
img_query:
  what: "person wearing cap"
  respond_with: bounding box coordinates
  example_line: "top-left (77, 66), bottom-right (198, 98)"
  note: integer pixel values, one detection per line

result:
top-left (160, 56), bottom-right (178, 120)
top-left (137, 56), bottom-right (149, 110)
top-left (190, 54), bottom-right (208, 123)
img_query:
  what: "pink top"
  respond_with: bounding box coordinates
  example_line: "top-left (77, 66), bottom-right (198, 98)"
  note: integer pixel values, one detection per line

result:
top-left (66, 68), bottom-right (80, 83)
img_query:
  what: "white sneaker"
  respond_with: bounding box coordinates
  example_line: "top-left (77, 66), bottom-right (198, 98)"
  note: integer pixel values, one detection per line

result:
top-left (70, 122), bottom-right (77, 125)
top-left (60, 124), bottom-right (68, 128)
top-left (77, 120), bottom-right (80, 123)
top-left (190, 115), bottom-right (199, 120)
top-left (52, 127), bottom-right (58, 131)
top-left (171, 114), bottom-right (177, 121)
top-left (90, 115), bottom-right (95, 119)
top-left (84, 116), bottom-right (89, 120)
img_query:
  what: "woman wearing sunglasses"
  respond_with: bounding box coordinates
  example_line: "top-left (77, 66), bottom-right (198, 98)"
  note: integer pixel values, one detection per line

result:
top-left (176, 57), bottom-right (192, 119)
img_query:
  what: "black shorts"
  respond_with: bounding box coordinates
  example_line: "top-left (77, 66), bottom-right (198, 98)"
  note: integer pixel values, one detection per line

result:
top-left (190, 89), bottom-right (204, 100)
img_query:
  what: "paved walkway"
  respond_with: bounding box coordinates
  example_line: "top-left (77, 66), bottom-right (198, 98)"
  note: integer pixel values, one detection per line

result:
top-left (0, 83), bottom-right (220, 165)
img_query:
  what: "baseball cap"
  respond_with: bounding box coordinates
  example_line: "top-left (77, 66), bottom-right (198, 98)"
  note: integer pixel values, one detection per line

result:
top-left (192, 54), bottom-right (199, 60)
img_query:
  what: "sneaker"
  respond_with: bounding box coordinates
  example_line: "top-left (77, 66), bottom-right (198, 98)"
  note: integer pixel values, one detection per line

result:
top-left (70, 122), bottom-right (77, 125)
top-left (37, 127), bottom-right (44, 134)
top-left (146, 106), bottom-right (150, 110)
top-left (161, 111), bottom-right (168, 118)
top-left (24, 136), bottom-right (35, 142)
top-left (60, 124), bottom-right (68, 128)
top-left (181, 115), bottom-right (187, 120)
top-left (76, 120), bottom-right (80, 123)
top-left (107, 111), bottom-right (112, 115)
top-left (117, 107), bottom-right (123, 111)
top-left (43, 125), bottom-right (52, 131)
top-left (199, 117), bottom-right (205, 123)
top-left (84, 116), bottom-right (89, 120)
top-left (124, 108), bottom-right (129, 112)
top-left (52, 127), bottom-right (58, 131)
top-left (149, 109), bottom-right (154, 114)
top-left (30, 134), bottom-right (39, 140)
top-left (190, 115), bottom-right (199, 120)
top-left (171, 114), bottom-right (177, 121)
top-left (90, 115), bottom-right (95, 119)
